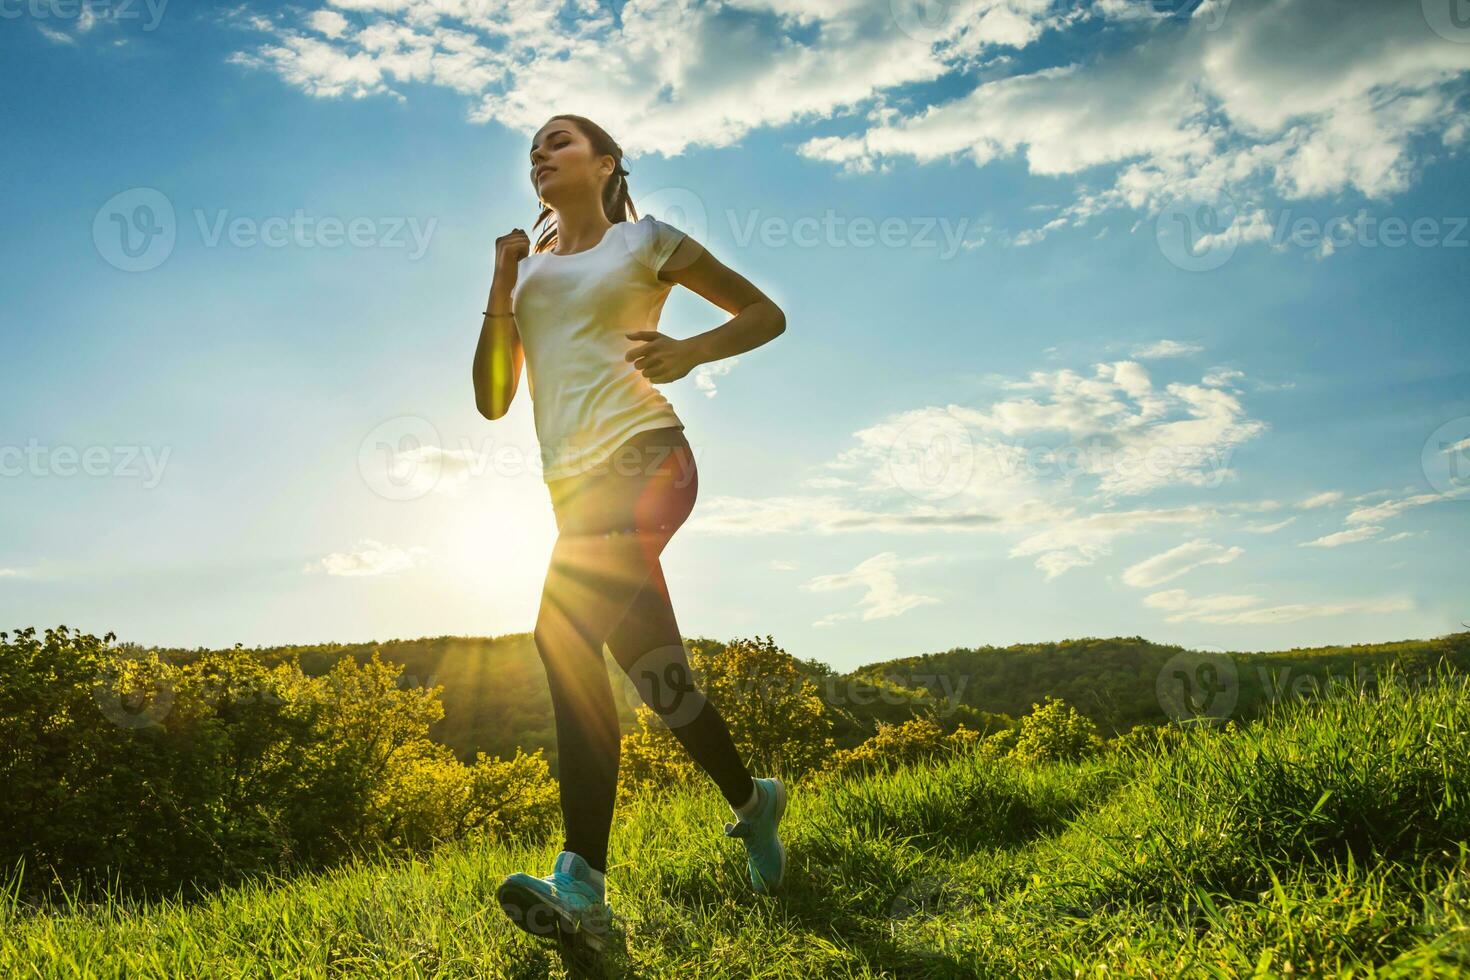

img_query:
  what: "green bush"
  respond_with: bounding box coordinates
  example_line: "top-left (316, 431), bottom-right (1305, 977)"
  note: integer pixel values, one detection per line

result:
top-left (1010, 695), bottom-right (1103, 765)
top-left (0, 627), bottom-right (557, 905)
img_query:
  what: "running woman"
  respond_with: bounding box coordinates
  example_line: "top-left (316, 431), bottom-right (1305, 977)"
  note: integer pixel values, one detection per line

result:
top-left (472, 113), bottom-right (789, 957)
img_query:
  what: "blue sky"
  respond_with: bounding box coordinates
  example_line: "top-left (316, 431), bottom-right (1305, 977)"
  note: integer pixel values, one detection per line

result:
top-left (3, 0), bottom-right (1468, 668)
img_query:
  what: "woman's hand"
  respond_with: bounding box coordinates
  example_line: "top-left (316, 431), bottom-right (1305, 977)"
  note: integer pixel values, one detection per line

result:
top-left (625, 330), bottom-right (701, 383)
top-left (495, 228), bottom-right (530, 272)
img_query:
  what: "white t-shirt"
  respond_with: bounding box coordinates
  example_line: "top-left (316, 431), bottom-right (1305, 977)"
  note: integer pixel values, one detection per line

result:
top-left (511, 213), bottom-right (689, 483)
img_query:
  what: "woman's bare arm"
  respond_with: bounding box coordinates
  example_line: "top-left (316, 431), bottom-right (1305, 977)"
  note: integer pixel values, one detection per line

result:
top-left (472, 306), bottom-right (523, 420)
top-left (474, 229), bottom-right (530, 420)
top-left (625, 234), bottom-right (786, 383)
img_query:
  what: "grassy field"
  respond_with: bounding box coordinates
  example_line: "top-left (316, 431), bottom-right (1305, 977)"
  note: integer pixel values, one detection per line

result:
top-left (5, 667), bottom-right (1469, 978)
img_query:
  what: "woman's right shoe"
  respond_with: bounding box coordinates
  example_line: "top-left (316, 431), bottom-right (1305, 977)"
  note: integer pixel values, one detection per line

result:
top-left (723, 776), bottom-right (788, 894)
top-left (496, 850), bottom-right (615, 954)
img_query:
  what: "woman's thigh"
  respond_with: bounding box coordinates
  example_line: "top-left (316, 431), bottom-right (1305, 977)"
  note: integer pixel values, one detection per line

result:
top-left (534, 426), bottom-right (699, 648)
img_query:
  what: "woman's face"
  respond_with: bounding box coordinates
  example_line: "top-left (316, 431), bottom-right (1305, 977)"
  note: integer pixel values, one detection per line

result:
top-left (529, 120), bottom-right (611, 204)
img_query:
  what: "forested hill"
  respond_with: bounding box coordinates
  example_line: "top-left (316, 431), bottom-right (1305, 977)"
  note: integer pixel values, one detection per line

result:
top-left (135, 631), bottom-right (1470, 769)
top-left (847, 631), bottom-right (1470, 736)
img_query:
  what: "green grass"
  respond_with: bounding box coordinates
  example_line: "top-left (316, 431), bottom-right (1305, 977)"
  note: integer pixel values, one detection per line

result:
top-left (5, 671), bottom-right (1470, 977)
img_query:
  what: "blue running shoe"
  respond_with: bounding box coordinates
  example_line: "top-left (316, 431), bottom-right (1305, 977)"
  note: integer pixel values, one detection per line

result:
top-left (723, 776), bottom-right (787, 894)
top-left (496, 850), bottom-right (616, 954)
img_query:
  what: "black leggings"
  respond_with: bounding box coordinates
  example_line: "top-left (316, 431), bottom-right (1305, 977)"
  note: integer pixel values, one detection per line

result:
top-left (534, 424), bottom-right (753, 875)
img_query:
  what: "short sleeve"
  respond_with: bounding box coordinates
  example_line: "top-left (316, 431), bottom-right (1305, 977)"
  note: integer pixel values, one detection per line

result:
top-left (637, 213), bottom-right (688, 274)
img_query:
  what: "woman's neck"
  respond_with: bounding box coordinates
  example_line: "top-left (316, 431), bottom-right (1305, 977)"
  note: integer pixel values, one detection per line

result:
top-left (554, 208), bottom-right (614, 255)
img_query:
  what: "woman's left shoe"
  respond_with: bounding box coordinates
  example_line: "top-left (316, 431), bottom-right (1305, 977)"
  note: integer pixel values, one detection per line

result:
top-left (723, 776), bottom-right (788, 894)
top-left (496, 850), bottom-right (615, 954)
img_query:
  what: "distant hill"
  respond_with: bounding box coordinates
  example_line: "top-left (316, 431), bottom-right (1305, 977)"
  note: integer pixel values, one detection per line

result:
top-left (139, 631), bottom-right (1470, 771)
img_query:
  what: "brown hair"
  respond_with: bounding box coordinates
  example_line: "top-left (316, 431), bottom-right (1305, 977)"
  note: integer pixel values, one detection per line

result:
top-left (532, 114), bottom-right (639, 255)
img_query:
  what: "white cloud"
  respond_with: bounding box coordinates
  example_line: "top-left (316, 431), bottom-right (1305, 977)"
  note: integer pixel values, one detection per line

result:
top-left (694, 353), bottom-right (1256, 577)
top-left (1122, 538), bottom-right (1242, 588)
top-left (1144, 588), bottom-right (1413, 625)
top-left (1202, 367), bottom-right (1245, 389)
top-left (805, 551), bottom-right (941, 626)
top-left (769, 559), bottom-right (798, 570)
top-left (37, 24), bottom-right (77, 44)
top-left (1299, 525), bottom-right (1382, 548)
top-left (308, 10), bottom-right (351, 37)
top-left (801, 1), bottom-right (1470, 242)
top-left (942, 360), bottom-right (1266, 496)
top-left (689, 494), bottom-right (1008, 535)
top-left (306, 539), bottom-right (428, 576)
top-left (1300, 491), bottom-right (1343, 509)
top-left (693, 357), bottom-right (738, 398)
top-left (1242, 516), bottom-right (1295, 534)
top-left (229, 0), bottom-right (1060, 155)
top-left (227, 0), bottom-right (1468, 255)
top-left (1131, 339), bottom-right (1202, 360)
top-left (1345, 489), bottom-right (1462, 525)
top-left (1010, 504), bottom-right (1215, 579)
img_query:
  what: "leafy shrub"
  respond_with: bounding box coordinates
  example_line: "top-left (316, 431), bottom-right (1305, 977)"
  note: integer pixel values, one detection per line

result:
top-left (0, 627), bottom-right (557, 905)
top-left (820, 717), bottom-right (981, 781)
top-left (688, 635), bottom-right (835, 779)
top-left (1010, 695), bottom-right (1103, 765)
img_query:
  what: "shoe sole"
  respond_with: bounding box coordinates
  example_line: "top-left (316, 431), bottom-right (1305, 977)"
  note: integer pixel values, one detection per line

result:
top-left (753, 777), bottom-right (788, 894)
top-left (496, 878), bottom-right (611, 954)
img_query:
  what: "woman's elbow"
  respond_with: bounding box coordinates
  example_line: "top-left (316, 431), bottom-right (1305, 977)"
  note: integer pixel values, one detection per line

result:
top-left (769, 304), bottom-right (787, 338)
